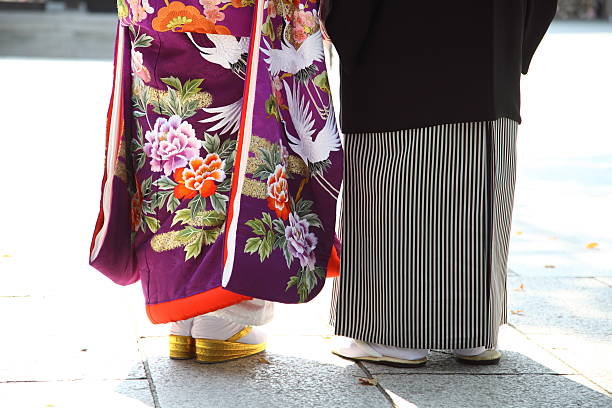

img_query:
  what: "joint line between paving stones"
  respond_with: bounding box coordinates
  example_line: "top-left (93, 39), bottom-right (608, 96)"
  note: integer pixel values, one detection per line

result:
top-left (364, 372), bottom-right (582, 377)
top-left (0, 295), bottom-right (31, 298)
top-left (0, 378), bottom-right (149, 384)
top-left (507, 323), bottom-right (611, 394)
top-left (138, 338), bottom-right (161, 408)
top-left (593, 277), bottom-right (612, 288)
top-left (356, 362), bottom-right (398, 408)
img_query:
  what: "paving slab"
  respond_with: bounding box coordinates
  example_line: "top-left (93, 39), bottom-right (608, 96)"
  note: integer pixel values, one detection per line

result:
top-left (508, 220), bottom-right (612, 278)
top-left (0, 380), bottom-right (154, 408)
top-left (143, 335), bottom-right (387, 408)
top-left (507, 276), bottom-right (612, 341)
top-left (362, 326), bottom-right (575, 376)
top-left (376, 373), bottom-right (612, 408)
top-left (596, 277), bottom-right (612, 288)
top-left (0, 296), bottom-right (145, 382)
top-left (527, 334), bottom-right (612, 394)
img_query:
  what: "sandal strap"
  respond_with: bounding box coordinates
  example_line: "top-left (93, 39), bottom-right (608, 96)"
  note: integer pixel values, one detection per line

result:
top-left (226, 326), bottom-right (253, 342)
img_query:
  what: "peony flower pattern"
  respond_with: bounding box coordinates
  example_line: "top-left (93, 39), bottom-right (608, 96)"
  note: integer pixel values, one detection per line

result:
top-left (131, 49), bottom-right (151, 83)
top-left (173, 154), bottom-right (226, 199)
top-left (128, 0), bottom-right (154, 23)
top-left (266, 164), bottom-right (290, 220)
top-left (151, 1), bottom-right (231, 34)
top-left (291, 9), bottom-right (316, 45)
top-left (200, 0), bottom-right (225, 23)
top-left (143, 115), bottom-right (202, 176)
top-left (285, 213), bottom-right (318, 272)
top-left (118, 0), bottom-right (335, 295)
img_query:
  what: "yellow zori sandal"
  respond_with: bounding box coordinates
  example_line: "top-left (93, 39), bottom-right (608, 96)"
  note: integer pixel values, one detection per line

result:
top-left (169, 326), bottom-right (267, 363)
top-left (169, 334), bottom-right (196, 360)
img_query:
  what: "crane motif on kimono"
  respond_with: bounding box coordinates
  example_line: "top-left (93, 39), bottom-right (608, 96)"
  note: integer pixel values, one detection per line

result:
top-left (186, 33), bottom-right (249, 80)
top-left (282, 80), bottom-right (341, 199)
top-left (261, 20), bottom-right (329, 119)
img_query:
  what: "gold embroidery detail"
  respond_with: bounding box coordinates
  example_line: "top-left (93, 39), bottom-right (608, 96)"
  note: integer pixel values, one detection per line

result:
top-left (114, 160), bottom-right (128, 183)
top-left (246, 156), bottom-right (263, 174)
top-left (147, 87), bottom-right (214, 110)
top-left (118, 139), bottom-right (127, 159)
top-left (245, 155), bottom-right (309, 178)
top-left (151, 231), bottom-right (193, 252)
top-left (150, 217), bottom-right (226, 253)
top-left (242, 178), bottom-right (268, 200)
top-left (287, 156), bottom-right (309, 177)
top-left (247, 135), bottom-right (309, 177)
top-left (249, 135), bottom-right (273, 152)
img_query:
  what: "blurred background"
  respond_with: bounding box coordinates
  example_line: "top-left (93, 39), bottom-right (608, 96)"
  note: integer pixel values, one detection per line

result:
top-left (1, 0), bottom-right (612, 16)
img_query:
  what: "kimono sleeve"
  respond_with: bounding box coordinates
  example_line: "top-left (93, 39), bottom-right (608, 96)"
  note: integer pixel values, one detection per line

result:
top-left (323, 0), bottom-right (379, 73)
top-left (522, 0), bottom-right (558, 74)
top-left (89, 23), bottom-right (139, 286)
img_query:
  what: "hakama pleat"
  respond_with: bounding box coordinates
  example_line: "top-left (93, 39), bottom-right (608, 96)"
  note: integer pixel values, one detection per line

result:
top-left (333, 118), bottom-right (517, 349)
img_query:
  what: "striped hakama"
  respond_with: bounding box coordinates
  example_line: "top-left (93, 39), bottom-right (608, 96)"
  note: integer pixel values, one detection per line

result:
top-left (333, 118), bottom-right (518, 350)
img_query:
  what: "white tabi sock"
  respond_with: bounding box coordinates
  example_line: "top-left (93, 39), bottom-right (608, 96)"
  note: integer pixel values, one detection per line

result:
top-left (169, 318), bottom-right (194, 337)
top-left (336, 339), bottom-right (429, 361)
top-left (191, 315), bottom-right (267, 345)
top-left (370, 343), bottom-right (429, 361)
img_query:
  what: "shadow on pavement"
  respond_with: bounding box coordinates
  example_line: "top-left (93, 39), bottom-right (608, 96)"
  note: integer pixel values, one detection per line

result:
top-left (113, 340), bottom-right (612, 408)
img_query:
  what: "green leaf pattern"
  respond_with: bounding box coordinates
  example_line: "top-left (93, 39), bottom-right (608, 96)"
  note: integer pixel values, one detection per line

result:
top-left (243, 141), bottom-right (327, 302)
top-left (125, 32), bottom-right (232, 260)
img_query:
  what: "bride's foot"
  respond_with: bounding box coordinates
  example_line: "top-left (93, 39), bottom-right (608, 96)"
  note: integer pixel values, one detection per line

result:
top-left (168, 318), bottom-right (195, 360)
top-left (333, 339), bottom-right (429, 368)
top-left (191, 315), bottom-right (267, 344)
top-left (191, 315), bottom-right (267, 363)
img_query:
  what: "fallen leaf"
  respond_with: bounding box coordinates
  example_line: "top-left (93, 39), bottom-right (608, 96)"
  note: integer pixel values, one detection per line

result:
top-left (358, 377), bottom-right (378, 386)
top-left (513, 284), bottom-right (526, 292)
top-left (544, 265), bottom-right (556, 269)
top-left (258, 357), bottom-right (271, 364)
top-left (586, 242), bottom-right (599, 249)
top-left (511, 310), bottom-right (525, 316)
top-left (515, 231), bottom-right (524, 236)
top-left (1, 254), bottom-right (10, 258)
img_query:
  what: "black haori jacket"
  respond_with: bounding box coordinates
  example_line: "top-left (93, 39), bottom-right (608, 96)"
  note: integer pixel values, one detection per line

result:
top-left (323, 0), bottom-right (558, 133)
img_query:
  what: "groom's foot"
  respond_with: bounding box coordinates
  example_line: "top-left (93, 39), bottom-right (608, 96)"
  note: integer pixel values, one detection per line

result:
top-left (333, 339), bottom-right (428, 368)
top-left (454, 347), bottom-right (502, 365)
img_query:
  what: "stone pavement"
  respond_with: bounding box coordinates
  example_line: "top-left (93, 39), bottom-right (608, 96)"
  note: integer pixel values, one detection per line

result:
top-left (1, 9), bottom-right (611, 408)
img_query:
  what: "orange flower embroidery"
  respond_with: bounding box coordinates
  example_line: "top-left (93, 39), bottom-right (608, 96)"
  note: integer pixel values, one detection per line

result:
top-left (266, 164), bottom-right (290, 221)
top-left (174, 154), bottom-right (226, 199)
top-left (152, 1), bottom-right (231, 34)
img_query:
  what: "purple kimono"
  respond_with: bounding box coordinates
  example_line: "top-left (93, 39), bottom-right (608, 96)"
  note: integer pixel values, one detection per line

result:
top-left (89, 0), bottom-right (343, 323)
